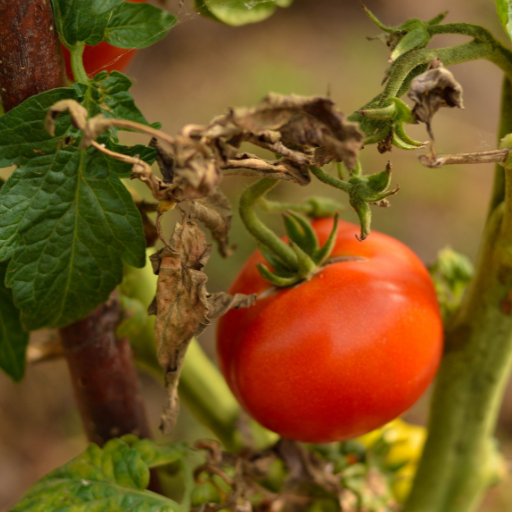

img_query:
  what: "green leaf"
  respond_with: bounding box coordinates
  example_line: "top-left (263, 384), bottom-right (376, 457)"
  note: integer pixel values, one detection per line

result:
top-left (11, 438), bottom-right (182, 512)
top-left (0, 82), bottom-right (156, 329)
top-left (53, 0), bottom-right (125, 47)
top-left (0, 261), bottom-right (29, 382)
top-left (120, 435), bottom-right (188, 468)
top-left (105, 3), bottom-right (177, 49)
top-left (194, 0), bottom-right (292, 27)
top-left (496, 0), bottom-right (512, 42)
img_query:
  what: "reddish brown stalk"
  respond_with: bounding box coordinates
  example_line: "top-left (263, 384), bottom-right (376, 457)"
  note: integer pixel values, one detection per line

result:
top-left (59, 294), bottom-right (152, 444)
top-left (0, 0), bottom-right (67, 113)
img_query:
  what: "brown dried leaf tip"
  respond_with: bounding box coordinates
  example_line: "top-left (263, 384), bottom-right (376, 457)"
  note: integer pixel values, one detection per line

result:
top-left (408, 58), bottom-right (464, 139)
top-left (148, 215), bottom-right (256, 432)
top-left (227, 93), bottom-right (363, 171)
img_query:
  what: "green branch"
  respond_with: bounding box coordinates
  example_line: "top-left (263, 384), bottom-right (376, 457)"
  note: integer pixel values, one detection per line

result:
top-left (239, 178), bottom-right (298, 269)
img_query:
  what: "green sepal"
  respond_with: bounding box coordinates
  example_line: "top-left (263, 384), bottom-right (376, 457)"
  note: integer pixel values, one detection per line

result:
top-left (257, 263), bottom-right (301, 287)
top-left (389, 25), bottom-right (429, 62)
top-left (362, 5), bottom-right (394, 32)
top-left (363, 126), bottom-right (391, 146)
top-left (357, 103), bottom-right (396, 121)
top-left (366, 164), bottom-right (392, 193)
top-left (290, 242), bottom-right (317, 279)
top-left (349, 197), bottom-right (372, 241)
top-left (259, 244), bottom-right (295, 275)
top-left (312, 215), bottom-right (339, 265)
top-left (428, 11), bottom-right (448, 25)
top-left (393, 121), bottom-right (425, 149)
top-left (283, 212), bottom-right (319, 255)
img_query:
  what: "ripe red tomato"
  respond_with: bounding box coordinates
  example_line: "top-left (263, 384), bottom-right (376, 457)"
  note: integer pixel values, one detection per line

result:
top-left (216, 218), bottom-right (443, 443)
top-left (61, 0), bottom-right (146, 80)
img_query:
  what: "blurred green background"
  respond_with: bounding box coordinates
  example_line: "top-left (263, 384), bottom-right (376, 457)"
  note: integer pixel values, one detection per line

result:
top-left (2, 0), bottom-right (512, 509)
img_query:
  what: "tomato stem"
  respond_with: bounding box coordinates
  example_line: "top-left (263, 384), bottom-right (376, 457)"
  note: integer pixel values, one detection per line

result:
top-left (239, 177), bottom-right (298, 270)
top-left (70, 41), bottom-right (90, 84)
top-left (403, 78), bottom-right (512, 512)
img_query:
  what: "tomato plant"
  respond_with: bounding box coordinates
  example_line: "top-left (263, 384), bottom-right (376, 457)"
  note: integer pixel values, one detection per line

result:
top-left (217, 218), bottom-right (443, 443)
top-left (61, 0), bottom-right (146, 81)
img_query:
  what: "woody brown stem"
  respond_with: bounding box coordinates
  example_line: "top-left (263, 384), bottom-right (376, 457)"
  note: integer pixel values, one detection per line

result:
top-left (0, 0), bottom-right (67, 113)
top-left (59, 294), bottom-right (152, 445)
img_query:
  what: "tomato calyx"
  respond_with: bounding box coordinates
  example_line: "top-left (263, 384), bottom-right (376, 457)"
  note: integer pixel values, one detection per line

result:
top-left (257, 212), bottom-right (340, 287)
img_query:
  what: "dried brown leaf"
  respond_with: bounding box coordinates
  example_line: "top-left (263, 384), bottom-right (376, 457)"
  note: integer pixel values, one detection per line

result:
top-left (224, 154), bottom-right (310, 185)
top-left (228, 93), bottom-right (363, 170)
top-left (150, 137), bottom-right (175, 183)
top-left (45, 99), bottom-right (88, 136)
top-left (149, 217), bottom-right (256, 432)
top-left (408, 58), bottom-right (464, 139)
top-left (190, 187), bottom-right (235, 257)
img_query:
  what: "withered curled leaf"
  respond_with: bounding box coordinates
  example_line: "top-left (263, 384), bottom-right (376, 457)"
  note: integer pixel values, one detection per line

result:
top-left (408, 58), bottom-right (463, 139)
top-left (149, 216), bottom-right (256, 432)
top-left (228, 93), bottom-right (363, 170)
top-left (190, 187), bottom-right (235, 257)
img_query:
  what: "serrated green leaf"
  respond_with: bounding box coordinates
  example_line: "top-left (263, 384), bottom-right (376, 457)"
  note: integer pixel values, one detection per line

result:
top-left (496, 0), bottom-right (512, 43)
top-left (53, 0), bottom-right (125, 47)
top-left (195, 0), bottom-right (290, 26)
top-left (0, 85), bottom-right (156, 329)
top-left (11, 438), bottom-right (181, 512)
top-left (0, 261), bottom-right (29, 382)
top-left (105, 3), bottom-right (177, 49)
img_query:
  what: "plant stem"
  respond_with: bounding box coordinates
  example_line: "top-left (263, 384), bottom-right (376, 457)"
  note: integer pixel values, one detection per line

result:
top-left (0, 0), bottom-right (67, 113)
top-left (239, 178), bottom-right (298, 269)
top-left (69, 41), bottom-right (90, 84)
top-left (60, 293), bottom-right (152, 445)
top-left (403, 84), bottom-right (512, 512)
top-left (488, 77), bottom-right (512, 218)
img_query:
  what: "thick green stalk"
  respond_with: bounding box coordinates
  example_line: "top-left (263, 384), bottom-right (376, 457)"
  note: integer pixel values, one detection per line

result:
top-left (239, 178), bottom-right (298, 269)
top-left (403, 85), bottom-right (512, 512)
top-left (69, 41), bottom-right (89, 84)
top-left (488, 77), bottom-right (512, 218)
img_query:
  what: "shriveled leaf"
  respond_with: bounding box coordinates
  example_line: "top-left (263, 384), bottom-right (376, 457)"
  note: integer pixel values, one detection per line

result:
top-left (224, 154), bottom-right (311, 185)
top-left (149, 218), bottom-right (256, 431)
top-left (149, 220), bottom-right (211, 372)
top-left (408, 58), bottom-right (463, 139)
top-left (105, 3), bottom-right (177, 49)
top-left (149, 219), bottom-right (211, 431)
top-left (190, 187), bottom-right (234, 257)
top-left (11, 438), bottom-right (181, 512)
top-left (195, 0), bottom-right (291, 27)
top-left (199, 292), bottom-right (257, 335)
top-left (228, 93), bottom-right (363, 170)
top-left (171, 137), bottom-right (223, 202)
top-left (0, 262), bottom-right (29, 382)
